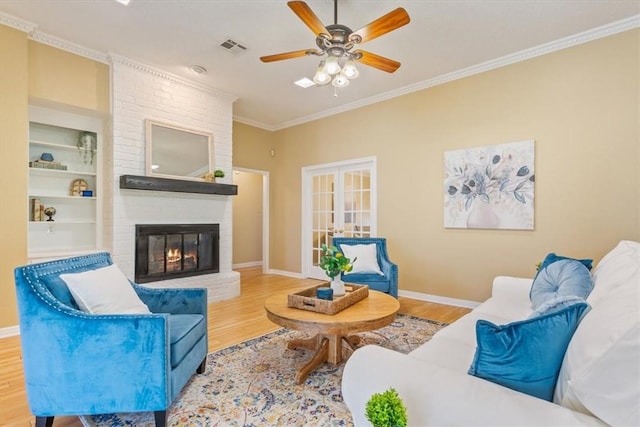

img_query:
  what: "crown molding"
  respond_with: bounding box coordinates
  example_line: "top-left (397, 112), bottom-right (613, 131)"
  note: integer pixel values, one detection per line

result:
top-left (0, 11), bottom-right (37, 33)
top-left (272, 14), bottom-right (640, 131)
top-left (232, 114), bottom-right (277, 132)
top-left (30, 32), bottom-right (110, 64)
top-left (109, 54), bottom-right (238, 104)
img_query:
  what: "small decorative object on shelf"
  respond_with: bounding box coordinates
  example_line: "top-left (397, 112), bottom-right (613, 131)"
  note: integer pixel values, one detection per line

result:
top-left (40, 152), bottom-right (54, 162)
top-left (44, 207), bottom-right (56, 222)
top-left (77, 131), bottom-right (97, 165)
top-left (29, 152), bottom-right (68, 171)
top-left (365, 387), bottom-right (408, 427)
top-left (70, 179), bottom-right (88, 196)
top-left (214, 169), bottom-right (225, 183)
top-left (30, 198), bottom-right (42, 221)
top-left (202, 172), bottom-right (215, 182)
top-left (81, 190), bottom-right (93, 197)
top-left (319, 243), bottom-right (356, 296)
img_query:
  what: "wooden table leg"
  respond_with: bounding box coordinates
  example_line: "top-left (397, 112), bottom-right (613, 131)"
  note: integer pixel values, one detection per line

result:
top-left (288, 334), bottom-right (322, 351)
top-left (288, 333), bottom-right (362, 384)
top-left (293, 335), bottom-right (329, 384)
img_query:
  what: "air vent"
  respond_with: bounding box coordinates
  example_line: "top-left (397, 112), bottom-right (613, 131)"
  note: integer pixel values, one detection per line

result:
top-left (219, 38), bottom-right (248, 54)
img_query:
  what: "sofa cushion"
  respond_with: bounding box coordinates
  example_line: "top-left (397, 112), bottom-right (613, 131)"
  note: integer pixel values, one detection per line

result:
top-left (529, 259), bottom-right (593, 310)
top-left (554, 240), bottom-right (639, 426)
top-left (468, 302), bottom-right (590, 401)
top-left (60, 264), bottom-right (151, 314)
top-left (169, 314), bottom-right (207, 368)
top-left (341, 243), bottom-right (384, 275)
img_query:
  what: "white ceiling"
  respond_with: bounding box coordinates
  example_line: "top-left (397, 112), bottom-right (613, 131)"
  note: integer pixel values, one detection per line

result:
top-left (1, 1), bottom-right (638, 130)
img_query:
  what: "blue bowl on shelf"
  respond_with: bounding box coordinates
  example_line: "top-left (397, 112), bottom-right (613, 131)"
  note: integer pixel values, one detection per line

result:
top-left (40, 152), bottom-right (54, 162)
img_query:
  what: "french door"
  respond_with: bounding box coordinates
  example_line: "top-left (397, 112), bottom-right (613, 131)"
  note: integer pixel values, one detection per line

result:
top-left (302, 157), bottom-right (377, 280)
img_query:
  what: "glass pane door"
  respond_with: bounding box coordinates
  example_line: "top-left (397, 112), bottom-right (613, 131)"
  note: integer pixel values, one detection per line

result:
top-left (304, 159), bottom-right (375, 280)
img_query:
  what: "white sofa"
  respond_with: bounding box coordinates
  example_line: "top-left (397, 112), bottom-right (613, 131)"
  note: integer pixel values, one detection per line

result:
top-left (342, 240), bottom-right (639, 426)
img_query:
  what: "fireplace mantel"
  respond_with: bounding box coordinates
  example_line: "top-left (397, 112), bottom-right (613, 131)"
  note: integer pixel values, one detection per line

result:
top-left (120, 175), bottom-right (238, 195)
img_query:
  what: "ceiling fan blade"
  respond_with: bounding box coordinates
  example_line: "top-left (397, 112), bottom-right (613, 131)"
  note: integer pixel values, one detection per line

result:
top-left (354, 50), bottom-right (401, 73)
top-left (260, 49), bottom-right (311, 63)
top-left (351, 8), bottom-right (410, 44)
top-left (288, 1), bottom-right (330, 37)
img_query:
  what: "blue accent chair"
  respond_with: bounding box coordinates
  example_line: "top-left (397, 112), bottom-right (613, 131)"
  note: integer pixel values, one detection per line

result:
top-left (332, 237), bottom-right (399, 298)
top-left (14, 252), bottom-right (208, 427)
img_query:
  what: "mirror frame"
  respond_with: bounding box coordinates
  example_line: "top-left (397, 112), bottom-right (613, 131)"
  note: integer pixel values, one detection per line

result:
top-left (145, 119), bottom-right (214, 182)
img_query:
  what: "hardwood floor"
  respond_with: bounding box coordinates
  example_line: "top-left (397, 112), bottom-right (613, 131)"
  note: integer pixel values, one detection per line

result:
top-left (0, 267), bottom-right (470, 427)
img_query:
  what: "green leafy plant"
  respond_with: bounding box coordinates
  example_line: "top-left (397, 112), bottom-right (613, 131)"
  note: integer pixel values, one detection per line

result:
top-left (214, 169), bottom-right (225, 178)
top-left (77, 131), bottom-right (97, 165)
top-left (319, 244), bottom-right (355, 279)
top-left (365, 387), bottom-right (408, 427)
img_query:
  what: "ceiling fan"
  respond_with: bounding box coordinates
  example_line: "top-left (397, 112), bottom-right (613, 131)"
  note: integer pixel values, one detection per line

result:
top-left (260, 0), bottom-right (410, 84)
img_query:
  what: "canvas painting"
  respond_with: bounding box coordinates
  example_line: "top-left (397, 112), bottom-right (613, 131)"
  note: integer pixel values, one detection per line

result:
top-left (444, 140), bottom-right (535, 230)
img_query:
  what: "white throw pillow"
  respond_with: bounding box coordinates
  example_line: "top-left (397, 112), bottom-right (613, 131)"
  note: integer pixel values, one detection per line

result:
top-left (554, 240), bottom-right (640, 425)
top-left (60, 264), bottom-right (151, 314)
top-left (341, 243), bottom-right (384, 275)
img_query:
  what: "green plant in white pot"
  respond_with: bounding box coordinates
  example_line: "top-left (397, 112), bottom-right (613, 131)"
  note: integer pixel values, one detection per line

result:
top-left (365, 387), bottom-right (408, 427)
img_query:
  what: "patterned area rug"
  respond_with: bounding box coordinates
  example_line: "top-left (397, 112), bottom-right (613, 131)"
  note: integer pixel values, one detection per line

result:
top-left (80, 314), bottom-right (446, 427)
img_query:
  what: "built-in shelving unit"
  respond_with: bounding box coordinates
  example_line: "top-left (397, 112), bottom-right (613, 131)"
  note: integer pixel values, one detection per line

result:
top-left (28, 105), bottom-right (104, 261)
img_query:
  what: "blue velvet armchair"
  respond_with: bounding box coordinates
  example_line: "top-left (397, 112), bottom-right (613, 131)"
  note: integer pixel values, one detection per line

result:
top-left (332, 237), bottom-right (399, 298)
top-left (14, 252), bottom-right (208, 427)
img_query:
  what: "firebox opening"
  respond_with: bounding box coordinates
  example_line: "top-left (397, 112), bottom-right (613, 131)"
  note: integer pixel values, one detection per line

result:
top-left (135, 224), bottom-right (219, 283)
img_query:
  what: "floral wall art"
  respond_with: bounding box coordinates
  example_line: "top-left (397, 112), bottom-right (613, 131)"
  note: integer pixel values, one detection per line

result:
top-left (444, 140), bottom-right (535, 230)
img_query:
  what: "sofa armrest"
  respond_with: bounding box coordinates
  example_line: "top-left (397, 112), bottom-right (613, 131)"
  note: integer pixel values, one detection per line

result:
top-left (133, 284), bottom-right (207, 315)
top-left (342, 345), bottom-right (606, 427)
top-left (491, 276), bottom-right (533, 299)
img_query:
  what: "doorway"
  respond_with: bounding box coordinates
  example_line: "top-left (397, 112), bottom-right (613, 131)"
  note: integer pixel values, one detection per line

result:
top-left (301, 157), bottom-right (377, 280)
top-left (232, 168), bottom-right (269, 274)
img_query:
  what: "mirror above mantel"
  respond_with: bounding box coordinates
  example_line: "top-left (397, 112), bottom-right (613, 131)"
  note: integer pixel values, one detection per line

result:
top-left (145, 119), bottom-right (213, 181)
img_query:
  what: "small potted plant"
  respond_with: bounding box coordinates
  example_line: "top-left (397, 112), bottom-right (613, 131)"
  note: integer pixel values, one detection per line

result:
top-left (365, 387), bottom-right (408, 427)
top-left (77, 131), bottom-right (97, 165)
top-left (319, 243), bottom-right (355, 296)
top-left (214, 169), bottom-right (225, 182)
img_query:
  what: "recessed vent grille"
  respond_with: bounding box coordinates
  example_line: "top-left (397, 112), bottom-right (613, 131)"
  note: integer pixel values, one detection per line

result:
top-left (219, 38), bottom-right (248, 54)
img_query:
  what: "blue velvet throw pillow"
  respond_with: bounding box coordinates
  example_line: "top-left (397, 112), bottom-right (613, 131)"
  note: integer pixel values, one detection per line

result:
top-left (529, 259), bottom-right (594, 310)
top-left (468, 302), bottom-right (590, 401)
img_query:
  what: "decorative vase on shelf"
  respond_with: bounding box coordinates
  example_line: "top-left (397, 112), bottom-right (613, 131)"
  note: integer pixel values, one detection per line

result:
top-left (330, 276), bottom-right (346, 297)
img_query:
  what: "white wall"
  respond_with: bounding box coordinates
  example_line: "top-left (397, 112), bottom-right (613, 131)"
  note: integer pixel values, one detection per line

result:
top-left (107, 55), bottom-right (240, 301)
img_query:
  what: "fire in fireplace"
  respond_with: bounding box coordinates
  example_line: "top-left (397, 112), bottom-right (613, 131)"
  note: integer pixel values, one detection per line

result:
top-left (135, 223), bottom-right (219, 283)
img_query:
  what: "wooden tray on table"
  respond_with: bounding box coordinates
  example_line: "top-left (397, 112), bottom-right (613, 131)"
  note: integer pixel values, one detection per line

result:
top-left (287, 283), bottom-right (369, 315)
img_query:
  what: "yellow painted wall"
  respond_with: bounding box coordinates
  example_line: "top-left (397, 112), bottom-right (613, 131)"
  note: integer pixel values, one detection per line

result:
top-left (28, 42), bottom-right (110, 113)
top-left (232, 171), bottom-right (263, 265)
top-left (0, 26), bottom-right (29, 329)
top-left (0, 26), bottom-right (110, 328)
top-left (235, 29), bottom-right (639, 303)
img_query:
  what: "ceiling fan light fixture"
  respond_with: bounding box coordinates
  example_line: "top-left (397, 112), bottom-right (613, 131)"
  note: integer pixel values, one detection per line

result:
top-left (324, 55), bottom-right (341, 75)
top-left (312, 61), bottom-right (332, 85)
top-left (260, 1), bottom-right (410, 95)
top-left (342, 59), bottom-right (359, 79)
top-left (332, 74), bottom-right (350, 88)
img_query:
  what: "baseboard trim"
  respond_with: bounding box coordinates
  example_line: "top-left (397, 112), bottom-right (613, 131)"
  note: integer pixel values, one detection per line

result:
top-left (267, 269), bottom-right (304, 279)
top-left (399, 290), bottom-right (481, 309)
top-left (0, 325), bottom-right (20, 338)
top-left (232, 261), bottom-right (263, 269)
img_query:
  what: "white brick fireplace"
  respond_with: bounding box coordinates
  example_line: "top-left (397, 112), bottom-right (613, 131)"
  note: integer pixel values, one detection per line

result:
top-left (105, 55), bottom-right (240, 302)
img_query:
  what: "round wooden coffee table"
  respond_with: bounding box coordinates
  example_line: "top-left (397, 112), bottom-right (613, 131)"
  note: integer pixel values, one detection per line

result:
top-left (264, 289), bottom-right (400, 384)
